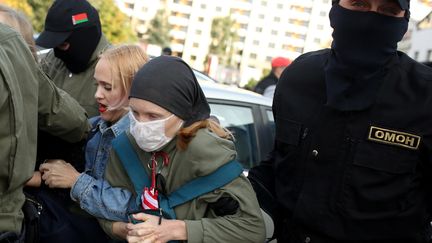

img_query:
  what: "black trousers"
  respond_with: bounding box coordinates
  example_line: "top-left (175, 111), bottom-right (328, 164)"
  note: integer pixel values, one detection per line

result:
top-left (0, 225), bottom-right (25, 243)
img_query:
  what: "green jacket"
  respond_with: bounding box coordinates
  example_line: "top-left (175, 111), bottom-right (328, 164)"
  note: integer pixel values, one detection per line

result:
top-left (100, 129), bottom-right (266, 243)
top-left (0, 24), bottom-right (89, 233)
top-left (40, 35), bottom-right (110, 117)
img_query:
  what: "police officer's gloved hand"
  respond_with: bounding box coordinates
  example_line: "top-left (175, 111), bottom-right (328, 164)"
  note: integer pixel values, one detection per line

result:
top-left (208, 197), bottom-right (239, 216)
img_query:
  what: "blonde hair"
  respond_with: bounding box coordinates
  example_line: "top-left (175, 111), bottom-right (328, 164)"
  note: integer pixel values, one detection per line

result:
top-left (177, 119), bottom-right (233, 150)
top-left (99, 44), bottom-right (149, 109)
top-left (0, 4), bottom-right (37, 60)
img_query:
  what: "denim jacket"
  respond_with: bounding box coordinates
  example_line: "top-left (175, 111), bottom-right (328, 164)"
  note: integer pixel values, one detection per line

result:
top-left (71, 114), bottom-right (132, 221)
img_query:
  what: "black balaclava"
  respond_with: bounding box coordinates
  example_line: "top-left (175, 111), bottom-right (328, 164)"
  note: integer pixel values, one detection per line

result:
top-left (129, 55), bottom-right (210, 127)
top-left (324, 4), bottom-right (408, 111)
top-left (54, 25), bottom-right (101, 74)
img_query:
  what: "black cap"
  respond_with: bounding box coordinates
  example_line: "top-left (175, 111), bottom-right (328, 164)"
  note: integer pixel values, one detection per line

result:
top-left (162, 47), bottom-right (172, 55)
top-left (397, 0), bottom-right (409, 10)
top-left (331, 0), bottom-right (409, 10)
top-left (36, 0), bottom-right (100, 48)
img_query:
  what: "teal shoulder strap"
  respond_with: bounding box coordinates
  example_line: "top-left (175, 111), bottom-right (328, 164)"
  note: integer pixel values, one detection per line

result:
top-left (111, 133), bottom-right (151, 198)
top-left (160, 160), bottom-right (243, 219)
top-left (111, 135), bottom-right (243, 220)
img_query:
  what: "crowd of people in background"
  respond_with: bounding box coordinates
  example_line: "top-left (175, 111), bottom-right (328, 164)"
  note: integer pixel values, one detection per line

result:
top-left (1, 0), bottom-right (432, 243)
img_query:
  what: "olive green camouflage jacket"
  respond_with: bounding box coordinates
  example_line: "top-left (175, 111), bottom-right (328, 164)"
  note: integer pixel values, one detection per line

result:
top-left (0, 24), bottom-right (89, 233)
top-left (99, 129), bottom-right (266, 243)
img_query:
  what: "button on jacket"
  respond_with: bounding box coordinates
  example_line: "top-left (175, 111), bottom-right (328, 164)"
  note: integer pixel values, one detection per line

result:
top-left (251, 49), bottom-right (432, 241)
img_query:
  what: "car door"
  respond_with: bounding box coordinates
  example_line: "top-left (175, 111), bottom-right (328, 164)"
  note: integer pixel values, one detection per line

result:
top-left (207, 99), bottom-right (275, 170)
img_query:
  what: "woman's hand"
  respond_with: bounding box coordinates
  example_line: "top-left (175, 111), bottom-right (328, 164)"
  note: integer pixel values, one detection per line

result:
top-left (25, 171), bottom-right (42, 187)
top-left (39, 159), bottom-right (80, 188)
top-left (126, 213), bottom-right (187, 243)
top-left (113, 222), bottom-right (129, 239)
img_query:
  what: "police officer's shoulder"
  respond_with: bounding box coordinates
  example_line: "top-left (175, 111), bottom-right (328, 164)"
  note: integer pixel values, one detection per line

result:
top-left (398, 52), bottom-right (432, 82)
top-left (279, 49), bottom-right (329, 83)
top-left (292, 48), bottom-right (330, 66)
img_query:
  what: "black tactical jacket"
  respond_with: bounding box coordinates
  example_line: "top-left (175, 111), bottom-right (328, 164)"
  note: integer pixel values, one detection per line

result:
top-left (250, 49), bottom-right (432, 242)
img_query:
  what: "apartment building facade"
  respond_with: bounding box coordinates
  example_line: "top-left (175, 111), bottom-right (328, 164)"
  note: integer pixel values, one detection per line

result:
top-left (116, 0), bottom-right (334, 85)
top-left (408, 11), bottom-right (432, 63)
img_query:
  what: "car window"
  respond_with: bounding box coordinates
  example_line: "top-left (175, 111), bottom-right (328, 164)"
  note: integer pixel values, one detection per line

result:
top-left (266, 109), bottom-right (275, 142)
top-left (209, 103), bottom-right (257, 169)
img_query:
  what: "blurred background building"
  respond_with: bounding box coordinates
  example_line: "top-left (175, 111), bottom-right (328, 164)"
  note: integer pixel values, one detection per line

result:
top-left (3, 0), bottom-right (431, 86)
top-left (408, 11), bottom-right (432, 62)
top-left (116, 0), bottom-right (334, 86)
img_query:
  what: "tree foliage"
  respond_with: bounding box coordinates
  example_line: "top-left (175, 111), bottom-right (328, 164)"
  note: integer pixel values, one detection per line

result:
top-left (145, 9), bottom-right (171, 47)
top-left (27, 0), bottom-right (53, 33)
top-left (89, 0), bottom-right (136, 44)
top-left (3, 0), bottom-right (136, 44)
top-left (208, 16), bottom-right (238, 66)
top-left (1, 0), bottom-right (34, 19)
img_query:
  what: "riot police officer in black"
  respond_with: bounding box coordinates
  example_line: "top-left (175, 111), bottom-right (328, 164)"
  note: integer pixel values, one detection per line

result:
top-left (249, 0), bottom-right (432, 242)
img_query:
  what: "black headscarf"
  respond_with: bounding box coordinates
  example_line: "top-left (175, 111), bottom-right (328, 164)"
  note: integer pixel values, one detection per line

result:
top-left (129, 55), bottom-right (210, 127)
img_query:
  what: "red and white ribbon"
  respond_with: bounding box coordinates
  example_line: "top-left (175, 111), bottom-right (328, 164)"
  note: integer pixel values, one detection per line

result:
top-left (141, 187), bottom-right (158, 210)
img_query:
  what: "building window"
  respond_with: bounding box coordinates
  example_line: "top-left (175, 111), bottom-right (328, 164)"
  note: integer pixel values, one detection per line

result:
top-left (289, 19), bottom-right (309, 27)
top-left (250, 53), bottom-right (257, 59)
top-left (268, 43), bottom-right (275, 48)
top-left (198, 17), bottom-right (204, 22)
top-left (201, 4), bottom-right (206, 9)
top-left (191, 55), bottom-right (197, 61)
top-left (274, 16), bottom-right (281, 22)
top-left (256, 27), bottom-right (263, 32)
top-left (277, 3), bottom-right (283, 9)
top-left (196, 29), bottom-right (202, 35)
top-left (253, 40), bottom-right (259, 45)
top-left (240, 23), bottom-right (248, 29)
top-left (193, 43), bottom-right (199, 48)
top-left (320, 11), bottom-right (326, 16)
top-left (261, 1), bottom-right (267, 6)
top-left (317, 24), bottom-right (324, 30)
top-left (271, 30), bottom-right (278, 35)
top-left (216, 6), bottom-right (222, 12)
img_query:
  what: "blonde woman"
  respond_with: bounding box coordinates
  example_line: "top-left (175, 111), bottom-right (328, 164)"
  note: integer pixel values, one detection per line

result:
top-left (40, 44), bottom-right (148, 221)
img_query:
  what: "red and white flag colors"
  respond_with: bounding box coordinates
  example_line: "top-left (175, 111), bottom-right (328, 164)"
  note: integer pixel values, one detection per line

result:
top-left (141, 187), bottom-right (159, 210)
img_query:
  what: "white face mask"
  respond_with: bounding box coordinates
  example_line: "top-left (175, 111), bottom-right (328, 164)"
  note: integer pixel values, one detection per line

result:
top-left (129, 111), bottom-right (179, 152)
